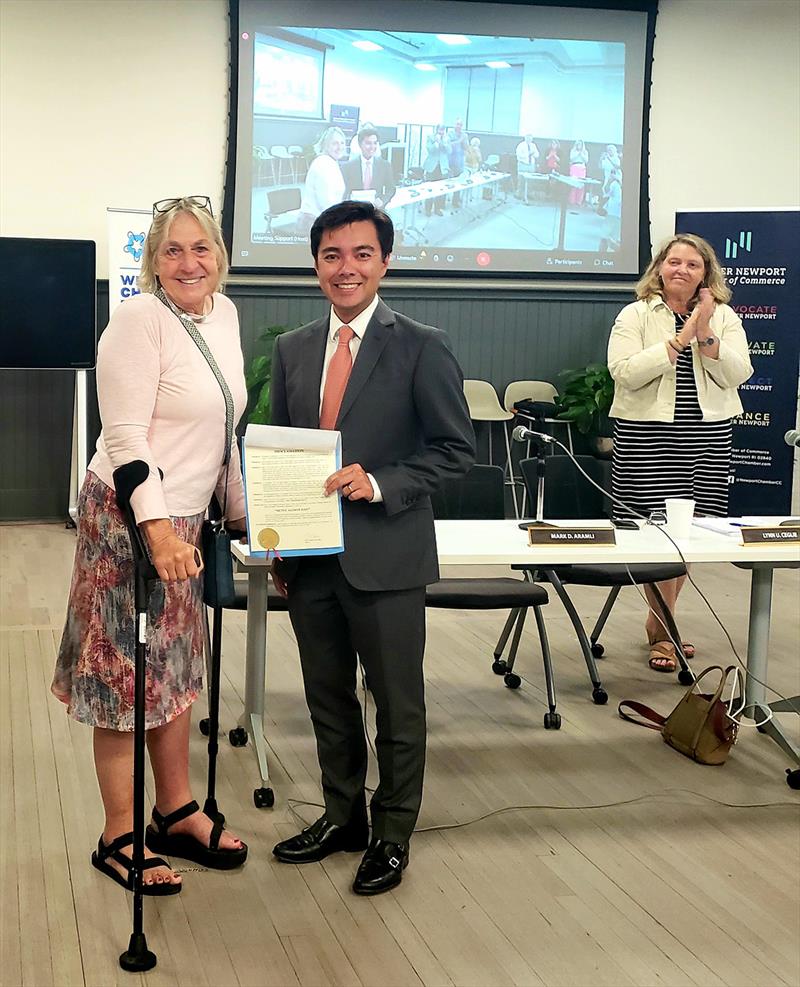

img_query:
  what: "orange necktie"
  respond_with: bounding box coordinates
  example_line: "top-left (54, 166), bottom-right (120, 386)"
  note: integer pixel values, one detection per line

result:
top-left (319, 325), bottom-right (355, 429)
top-left (363, 160), bottom-right (373, 189)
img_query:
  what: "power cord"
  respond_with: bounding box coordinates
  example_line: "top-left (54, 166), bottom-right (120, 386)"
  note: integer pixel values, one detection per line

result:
top-left (285, 788), bottom-right (797, 837)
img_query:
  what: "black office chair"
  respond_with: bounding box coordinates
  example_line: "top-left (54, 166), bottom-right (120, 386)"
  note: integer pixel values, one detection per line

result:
top-left (501, 455), bottom-right (689, 705)
top-left (428, 465), bottom-right (561, 728)
top-left (198, 579), bottom-right (288, 751)
top-left (264, 187), bottom-right (301, 235)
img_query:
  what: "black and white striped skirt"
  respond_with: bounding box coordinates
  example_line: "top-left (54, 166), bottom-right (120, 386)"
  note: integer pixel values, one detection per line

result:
top-left (611, 418), bottom-right (733, 518)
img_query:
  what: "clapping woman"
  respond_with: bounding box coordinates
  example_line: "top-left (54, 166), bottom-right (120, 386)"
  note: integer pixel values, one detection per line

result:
top-left (607, 234), bottom-right (753, 671)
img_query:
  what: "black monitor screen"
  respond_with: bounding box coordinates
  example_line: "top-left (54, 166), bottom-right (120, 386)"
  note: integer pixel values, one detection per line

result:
top-left (227, 0), bottom-right (654, 279)
top-left (0, 237), bottom-right (96, 370)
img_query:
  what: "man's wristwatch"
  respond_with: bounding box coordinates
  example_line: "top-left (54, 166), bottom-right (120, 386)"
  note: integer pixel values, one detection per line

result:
top-left (697, 335), bottom-right (716, 347)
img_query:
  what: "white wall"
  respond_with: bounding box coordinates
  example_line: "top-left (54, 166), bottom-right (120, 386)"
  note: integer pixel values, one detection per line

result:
top-left (323, 44), bottom-right (444, 128)
top-left (648, 0), bottom-right (800, 247)
top-left (1, 0), bottom-right (798, 276)
top-left (519, 60), bottom-right (624, 144)
top-left (0, 0), bottom-right (229, 276)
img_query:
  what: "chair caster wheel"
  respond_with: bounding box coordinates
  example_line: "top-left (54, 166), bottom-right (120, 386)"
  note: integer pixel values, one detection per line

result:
top-left (229, 727), bottom-right (248, 747)
top-left (590, 642), bottom-right (605, 659)
top-left (543, 711), bottom-right (561, 730)
top-left (492, 659), bottom-right (507, 675)
top-left (504, 672), bottom-right (521, 689)
top-left (254, 787), bottom-right (275, 808)
top-left (786, 768), bottom-right (800, 790)
top-left (592, 687), bottom-right (608, 705)
top-left (199, 718), bottom-right (210, 736)
top-left (678, 670), bottom-right (694, 686)
top-left (756, 722), bottom-right (768, 734)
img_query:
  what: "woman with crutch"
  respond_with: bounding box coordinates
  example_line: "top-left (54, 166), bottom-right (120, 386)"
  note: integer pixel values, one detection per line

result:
top-left (52, 196), bottom-right (248, 896)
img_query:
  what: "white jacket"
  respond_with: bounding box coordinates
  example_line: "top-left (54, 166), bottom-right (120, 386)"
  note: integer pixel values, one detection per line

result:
top-left (607, 296), bottom-right (753, 422)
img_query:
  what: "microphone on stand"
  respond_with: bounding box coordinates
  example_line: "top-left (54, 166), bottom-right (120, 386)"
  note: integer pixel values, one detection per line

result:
top-left (512, 425), bottom-right (555, 527)
top-left (512, 425), bottom-right (556, 445)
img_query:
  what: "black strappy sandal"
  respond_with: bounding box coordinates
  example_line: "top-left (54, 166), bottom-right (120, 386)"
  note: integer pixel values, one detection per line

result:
top-left (91, 832), bottom-right (182, 896)
top-left (145, 799), bottom-right (248, 870)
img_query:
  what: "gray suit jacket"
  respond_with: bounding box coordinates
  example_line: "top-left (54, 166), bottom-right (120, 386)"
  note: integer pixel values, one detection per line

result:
top-left (271, 300), bottom-right (475, 591)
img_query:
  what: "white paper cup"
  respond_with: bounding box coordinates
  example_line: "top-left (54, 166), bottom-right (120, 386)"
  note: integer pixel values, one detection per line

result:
top-left (664, 498), bottom-right (695, 539)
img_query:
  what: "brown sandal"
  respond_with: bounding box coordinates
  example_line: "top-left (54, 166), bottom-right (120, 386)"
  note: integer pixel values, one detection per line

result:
top-left (648, 640), bottom-right (677, 673)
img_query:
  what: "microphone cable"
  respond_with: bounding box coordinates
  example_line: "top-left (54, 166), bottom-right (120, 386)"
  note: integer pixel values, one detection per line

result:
top-left (514, 429), bottom-right (798, 723)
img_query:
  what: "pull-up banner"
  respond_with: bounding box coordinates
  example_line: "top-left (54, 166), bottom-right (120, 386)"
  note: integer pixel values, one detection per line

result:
top-left (107, 207), bottom-right (150, 315)
top-left (675, 208), bottom-right (799, 515)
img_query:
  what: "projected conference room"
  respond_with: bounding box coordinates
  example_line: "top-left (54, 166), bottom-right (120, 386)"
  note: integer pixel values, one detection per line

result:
top-left (245, 28), bottom-right (626, 274)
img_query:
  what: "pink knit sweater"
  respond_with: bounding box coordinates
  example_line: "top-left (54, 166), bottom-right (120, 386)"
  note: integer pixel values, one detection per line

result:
top-left (88, 292), bottom-right (247, 524)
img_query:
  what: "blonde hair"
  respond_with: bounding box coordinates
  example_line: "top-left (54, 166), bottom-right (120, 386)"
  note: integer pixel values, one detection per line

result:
top-left (138, 199), bottom-right (228, 294)
top-left (315, 126), bottom-right (346, 157)
top-left (636, 233), bottom-right (731, 305)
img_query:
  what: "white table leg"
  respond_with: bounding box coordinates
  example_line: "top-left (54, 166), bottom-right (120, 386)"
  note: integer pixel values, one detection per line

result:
top-left (743, 564), bottom-right (800, 764)
top-left (239, 568), bottom-right (273, 797)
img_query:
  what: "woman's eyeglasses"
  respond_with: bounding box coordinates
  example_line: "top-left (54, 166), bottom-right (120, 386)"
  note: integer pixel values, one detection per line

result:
top-left (152, 196), bottom-right (213, 217)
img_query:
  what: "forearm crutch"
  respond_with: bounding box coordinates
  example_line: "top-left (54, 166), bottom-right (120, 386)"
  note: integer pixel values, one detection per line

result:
top-left (199, 493), bottom-right (229, 825)
top-left (113, 460), bottom-right (159, 973)
top-left (203, 604), bottom-right (225, 823)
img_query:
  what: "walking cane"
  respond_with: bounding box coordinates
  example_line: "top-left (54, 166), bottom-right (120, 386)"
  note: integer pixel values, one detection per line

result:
top-left (113, 460), bottom-right (159, 973)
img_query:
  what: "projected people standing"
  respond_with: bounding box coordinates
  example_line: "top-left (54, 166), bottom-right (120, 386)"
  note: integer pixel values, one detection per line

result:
top-left (422, 125), bottom-right (450, 216)
top-left (515, 134), bottom-right (540, 198)
top-left (341, 128), bottom-right (396, 209)
top-left (447, 118), bottom-right (468, 212)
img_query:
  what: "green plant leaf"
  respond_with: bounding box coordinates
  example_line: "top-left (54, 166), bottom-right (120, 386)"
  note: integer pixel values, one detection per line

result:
top-left (245, 354), bottom-right (270, 390)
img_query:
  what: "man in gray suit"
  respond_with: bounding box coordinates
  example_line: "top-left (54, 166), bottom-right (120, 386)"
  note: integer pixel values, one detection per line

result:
top-left (340, 127), bottom-right (396, 208)
top-left (271, 201), bottom-right (474, 895)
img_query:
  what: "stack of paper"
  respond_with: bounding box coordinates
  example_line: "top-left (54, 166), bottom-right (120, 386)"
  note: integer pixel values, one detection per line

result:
top-left (691, 518), bottom-right (743, 537)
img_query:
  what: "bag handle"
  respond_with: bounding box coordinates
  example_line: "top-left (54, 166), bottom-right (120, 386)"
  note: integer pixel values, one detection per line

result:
top-left (155, 287), bottom-right (234, 522)
top-left (618, 700), bottom-right (666, 731)
top-left (682, 665), bottom-right (742, 750)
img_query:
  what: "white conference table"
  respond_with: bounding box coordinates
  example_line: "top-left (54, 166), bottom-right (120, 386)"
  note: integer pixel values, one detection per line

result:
top-left (230, 519), bottom-right (799, 802)
top-left (385, 170), bottom-right (509, 244)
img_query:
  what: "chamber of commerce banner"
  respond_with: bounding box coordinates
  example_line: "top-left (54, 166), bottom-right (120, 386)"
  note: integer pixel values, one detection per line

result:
top-left (107, 207), bottom-right (150, 315)
top-left (675, 208), bottom-right (799, 516)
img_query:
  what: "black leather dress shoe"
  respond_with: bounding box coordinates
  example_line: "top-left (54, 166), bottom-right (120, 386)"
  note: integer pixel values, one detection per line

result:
top-left (352, 839), bottom-right (409, 895)
top-left (272, 815), bottom-right (368, 864)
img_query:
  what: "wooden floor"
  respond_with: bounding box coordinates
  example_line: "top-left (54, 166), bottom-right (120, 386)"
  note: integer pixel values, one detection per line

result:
top-left (1, 522), bottom-right (798, 987)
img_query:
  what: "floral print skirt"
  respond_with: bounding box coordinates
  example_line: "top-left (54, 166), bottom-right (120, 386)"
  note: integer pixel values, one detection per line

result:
top-left (51, 472), bottom-right (207, 731)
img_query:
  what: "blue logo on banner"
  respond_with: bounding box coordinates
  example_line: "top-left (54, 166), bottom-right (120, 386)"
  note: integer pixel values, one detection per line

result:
top-left (725, 230), bottom-right (752, 259)
top-left (123, 231), bottom-right (146, 262)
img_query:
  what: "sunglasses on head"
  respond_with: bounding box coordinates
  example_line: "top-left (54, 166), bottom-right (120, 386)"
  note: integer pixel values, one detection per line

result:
top-left (152, 196), bottom-right (213, 217)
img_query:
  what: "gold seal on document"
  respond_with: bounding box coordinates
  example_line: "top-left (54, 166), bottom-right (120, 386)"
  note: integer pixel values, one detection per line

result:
top-left (257, 528), bottom-right (280, 551)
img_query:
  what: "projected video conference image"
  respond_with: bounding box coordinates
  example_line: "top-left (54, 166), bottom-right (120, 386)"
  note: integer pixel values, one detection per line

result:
top-left (232, 2), bottom-right (648, 276)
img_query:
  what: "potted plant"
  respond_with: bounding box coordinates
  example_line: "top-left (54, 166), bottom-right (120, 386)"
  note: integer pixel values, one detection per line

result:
top-left (554, 363), bottom-right (615, 458)
top-left (245, 324), bottom-right (296, 424)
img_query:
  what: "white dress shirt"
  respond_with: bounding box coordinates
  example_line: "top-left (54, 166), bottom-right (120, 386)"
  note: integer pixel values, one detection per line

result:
top-left (319, 294), bottom-right (383, 501)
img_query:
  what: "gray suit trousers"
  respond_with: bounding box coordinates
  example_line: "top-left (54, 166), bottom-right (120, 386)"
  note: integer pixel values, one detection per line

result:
top-left (287, 555), bottom-right (426, 844)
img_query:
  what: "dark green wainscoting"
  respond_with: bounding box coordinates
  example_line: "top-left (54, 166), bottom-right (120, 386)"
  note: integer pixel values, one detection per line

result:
top-left (1, 279), bottom-right (631, 520)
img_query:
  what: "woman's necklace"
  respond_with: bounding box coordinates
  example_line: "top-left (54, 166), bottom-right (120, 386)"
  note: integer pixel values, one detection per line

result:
top-left (162, 290), bottom-right (213, 323)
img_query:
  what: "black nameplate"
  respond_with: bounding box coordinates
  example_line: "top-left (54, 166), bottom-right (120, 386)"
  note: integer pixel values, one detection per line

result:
top-left (528, 526), bottom-right (616, 547)
top-left (741, 526), bottom-right (800, 545)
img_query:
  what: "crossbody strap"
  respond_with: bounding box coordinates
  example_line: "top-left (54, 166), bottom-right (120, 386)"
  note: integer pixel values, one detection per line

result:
top-left (155, 288), bottom-right (234, 516)
top-left (618, 700), bottom-right (666, 731)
